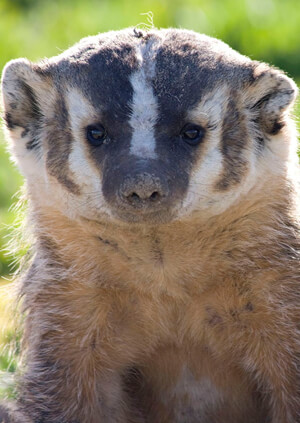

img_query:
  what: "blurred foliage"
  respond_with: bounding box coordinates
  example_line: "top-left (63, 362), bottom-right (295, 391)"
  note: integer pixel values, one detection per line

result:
top-left (0, 0), bottom-right (300, 75)
top-left (0, 0), bottom-right (299, 401)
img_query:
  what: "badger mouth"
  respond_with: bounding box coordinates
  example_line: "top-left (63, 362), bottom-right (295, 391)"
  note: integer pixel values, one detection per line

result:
top-left (108, 205), bottom-right (177, 225)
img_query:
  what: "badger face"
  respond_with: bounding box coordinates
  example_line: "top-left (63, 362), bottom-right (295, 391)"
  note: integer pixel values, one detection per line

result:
top-left (1, 28), bottom-right (297, 225)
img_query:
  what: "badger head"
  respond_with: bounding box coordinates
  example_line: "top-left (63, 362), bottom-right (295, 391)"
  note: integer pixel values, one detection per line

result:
top-left (1, 28), bottom-right (297, 225)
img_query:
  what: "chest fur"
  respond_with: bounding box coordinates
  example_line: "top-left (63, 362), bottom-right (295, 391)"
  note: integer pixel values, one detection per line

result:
top-left (163, 368), bottom-right (223, 422)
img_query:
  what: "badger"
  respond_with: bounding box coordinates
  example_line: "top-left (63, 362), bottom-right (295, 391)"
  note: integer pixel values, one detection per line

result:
top-left (0, 27), bottom-right (299, 423)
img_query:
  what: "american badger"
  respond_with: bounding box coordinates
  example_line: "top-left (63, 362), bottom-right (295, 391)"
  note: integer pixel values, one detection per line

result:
top-left (1, 27), bottom-right (299, 423)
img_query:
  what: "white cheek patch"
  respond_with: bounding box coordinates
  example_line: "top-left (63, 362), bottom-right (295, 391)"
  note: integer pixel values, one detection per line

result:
top-left (68, 139), bottom-right (101, 191)
top-left (7, 128), bottom-right (70, 212)
top-left (179, 144), bottom-right (225, 217)
top-left (178, 139), bottom-right (258, 220)
top-left (67, 138), bottom-right (112, 219)
top-left (7, 127), bottom-right (46, 183)
top-left (189, 86), bottom-right (228, 128)
top-left (66, 87), bottom-right (98, 132)
top-left (129, 42), bottom-right (159, 159)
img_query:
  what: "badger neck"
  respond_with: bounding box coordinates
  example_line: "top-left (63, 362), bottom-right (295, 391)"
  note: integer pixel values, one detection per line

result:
top-left (28, 176), bottom-right (299, 298)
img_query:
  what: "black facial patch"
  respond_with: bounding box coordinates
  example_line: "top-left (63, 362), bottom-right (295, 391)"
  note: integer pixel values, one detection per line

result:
top-left (215, 97), bottom-right (249, 191)
top-left (152, 31), bottom-right (253, 124)
top-left (46, 96), bottom-right (80, 195)
top-left (63, 38), bottom-right (138, 125)
top-left (153, 34), bottom-right (216, 119)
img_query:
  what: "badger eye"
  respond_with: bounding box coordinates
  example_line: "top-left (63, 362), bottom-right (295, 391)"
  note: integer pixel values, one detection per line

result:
top-left (86, 124), bottom-right (107, 146)
top-left (181, 124), bottom-right (205, 146)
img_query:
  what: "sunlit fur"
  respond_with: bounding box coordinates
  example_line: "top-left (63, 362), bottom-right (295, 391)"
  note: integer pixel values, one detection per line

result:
top-left (1, 27), bottom-right (300, 423)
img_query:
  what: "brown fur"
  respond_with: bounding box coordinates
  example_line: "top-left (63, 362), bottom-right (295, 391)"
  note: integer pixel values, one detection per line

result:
top-left (12, 173), bottom-right (300, 422)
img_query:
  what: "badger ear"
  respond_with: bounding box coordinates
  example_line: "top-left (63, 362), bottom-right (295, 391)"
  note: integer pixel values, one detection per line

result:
top-left (1, 58), bottom-right (53, 149)
top-left (246, 63), bottom-right (298, 135)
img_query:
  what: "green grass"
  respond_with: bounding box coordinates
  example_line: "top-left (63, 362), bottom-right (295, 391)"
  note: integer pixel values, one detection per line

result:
top-left (0, 0), bottom-right (299, 400)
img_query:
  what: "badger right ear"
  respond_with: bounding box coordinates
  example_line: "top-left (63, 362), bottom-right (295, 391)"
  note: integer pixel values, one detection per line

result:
top-left (1, 58), bottom-right (53, 150)
top-left (245, 63), bottom-right (298, 136)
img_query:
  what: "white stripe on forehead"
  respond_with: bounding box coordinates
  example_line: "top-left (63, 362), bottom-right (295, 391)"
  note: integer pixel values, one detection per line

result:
top-left (129, 39), bottom-right (159, 159)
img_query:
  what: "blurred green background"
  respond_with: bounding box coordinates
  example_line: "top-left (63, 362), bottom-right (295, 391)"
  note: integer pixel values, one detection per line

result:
top-left (0, 0), bottom-right (299, 398)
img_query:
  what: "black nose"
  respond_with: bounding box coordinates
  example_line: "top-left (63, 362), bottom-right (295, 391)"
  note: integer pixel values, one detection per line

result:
top-left (120, 173), bottom-right (166, 208)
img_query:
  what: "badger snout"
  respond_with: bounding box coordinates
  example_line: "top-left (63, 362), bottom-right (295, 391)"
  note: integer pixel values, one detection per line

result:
top-left (102, 157), bottom-right (186, 223)
top-left (120, 172), bottom-right (169, 209)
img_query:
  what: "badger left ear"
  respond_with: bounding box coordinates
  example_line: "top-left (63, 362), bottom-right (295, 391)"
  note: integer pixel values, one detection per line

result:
top-left (1, 58), bottom-right (56, 160)
top-left (1, 59), bottom-right (50, 132)
top-left (246, 63), bottom-right (298, 135)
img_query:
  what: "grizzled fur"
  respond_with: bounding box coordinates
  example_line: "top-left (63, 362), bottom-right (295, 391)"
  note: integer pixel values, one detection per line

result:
top-left (0, 27), bottom-right (299, 422)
